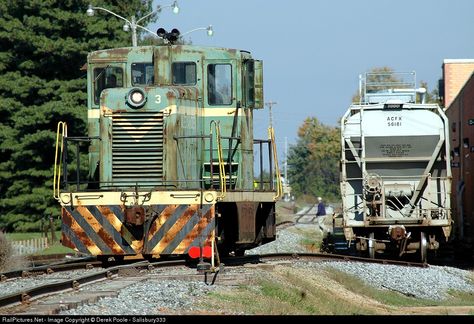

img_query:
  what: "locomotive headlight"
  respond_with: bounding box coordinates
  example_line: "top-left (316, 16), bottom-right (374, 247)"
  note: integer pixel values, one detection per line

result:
top-left (126, 88), bottom-right (147, 108)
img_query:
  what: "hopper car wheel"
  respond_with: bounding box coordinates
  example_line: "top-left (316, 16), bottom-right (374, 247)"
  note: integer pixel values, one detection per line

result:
top-left (420, 231), bottom-right (427, 263)
top-left (368, 232), bottom-right (375, 259)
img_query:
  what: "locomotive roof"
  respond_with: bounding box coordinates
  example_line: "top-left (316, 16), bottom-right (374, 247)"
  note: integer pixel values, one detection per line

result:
top-left (88, 44), bottom-right (253, 62)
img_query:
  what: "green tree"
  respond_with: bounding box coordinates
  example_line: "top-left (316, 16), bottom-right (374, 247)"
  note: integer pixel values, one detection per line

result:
top-left (352, 66), bottom-right (399, 103)
top-left (0, 0), bottom-right (156, 231)
top-left (419, 80), bottom-right (440, 104)
top-left (352, 67), bottom-right (439, 104)
top-left (287, 117), bottom-right (340, 201)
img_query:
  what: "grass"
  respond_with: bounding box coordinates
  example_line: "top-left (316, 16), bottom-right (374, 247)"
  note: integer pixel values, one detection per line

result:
top-left (324, 266), bottom-right (474, 308)
top-left (37, 243), bottom-right (76, 255)
top-left (5, 231), bottom-right (76, 256)
top-left (324, 267), bottom-right (435, 307)
top-left (199, 268), bottom-right (376, 315)
top-left (288, 225), bottom-right (324, 252)
top-left (275, 200), bottom-right (297, 224)
top-left (438, 290), bottom-right (474, 306)
top-left (6, 231), bottom-right (61, 241)
top-left (198, 264), bottom-right (474, 315)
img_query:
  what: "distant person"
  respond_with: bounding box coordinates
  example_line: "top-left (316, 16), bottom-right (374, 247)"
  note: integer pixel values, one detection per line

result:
top-left (316, 197), bottom-right (326, 216)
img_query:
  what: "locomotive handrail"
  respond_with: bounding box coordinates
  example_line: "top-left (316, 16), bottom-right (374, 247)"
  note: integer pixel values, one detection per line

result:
top-left (268, 126), bottom-right (282, 201)
top-left (54, 134), bottom-right (102, 193)
top-left (210, 120), bottom-right (226, 199)
top-left (53, 122), bottom-right (67, 200)
top-left (173, 132), bottom-right (238, 192)
top-left (253, 138), bottom-right (274, 190)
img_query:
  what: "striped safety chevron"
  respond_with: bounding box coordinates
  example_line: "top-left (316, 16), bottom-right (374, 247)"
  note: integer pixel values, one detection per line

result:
top-left (61, 203), bottom-right (215, 256)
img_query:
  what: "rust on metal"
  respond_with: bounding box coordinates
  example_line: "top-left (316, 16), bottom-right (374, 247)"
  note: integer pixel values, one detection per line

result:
top-left (89, 47), bottom-right (131, 61)
top-left (173, 206), bottom-right (215, 254)
top-left (62, 202), bottom-right (215, 257)
top-left (151, 205), bottom-right (198, 255)
top-left (62, 207), bottom-right (101, 254)
top-left (98, 205), bottom-right (136, 248)
top-left (166, 90), bottom-right (177, 100)
top-left (21, 293), bottom-right (30, 304)
top-left (63, 205), bottom-right (134, 255)
top-left (389, 226), bottom-right (407, 241)
top-left (147, 205), bottom-right (175, 241)
top-left (236, 202), bottom-right (258, 243)
top-left (125, 206), bottom-right (145, 226)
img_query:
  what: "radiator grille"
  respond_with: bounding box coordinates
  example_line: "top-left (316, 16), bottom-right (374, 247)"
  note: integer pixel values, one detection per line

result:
top-left (112, 112), bottom-right (164, 186)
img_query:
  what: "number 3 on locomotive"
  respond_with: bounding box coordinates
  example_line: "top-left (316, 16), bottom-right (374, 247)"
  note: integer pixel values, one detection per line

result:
top-left (155, 94), bottom-right (161, 104)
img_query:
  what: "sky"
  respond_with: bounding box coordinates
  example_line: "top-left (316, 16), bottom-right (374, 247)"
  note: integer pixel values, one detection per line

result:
top-left (148, 0), bottom-right (474, 160)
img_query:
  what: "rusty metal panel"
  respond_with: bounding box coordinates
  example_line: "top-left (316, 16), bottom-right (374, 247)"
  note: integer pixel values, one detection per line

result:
top-left (62, 203), bottom-right (215, 256)
top-left (236, 202), bottom-right (258, 243)
top-left (253, 60), bottom-right (264, 108)
top-left (264, 203), bottom-right (276, 238)
top-left (146, 204), bottom-right (215, 255)
top-left (154, 47), bottom-right (171, 85)
top-left (240, 107), bottom-right (254, 190)
top-left (124, 206), bottom-right (145, 226)
top-left (61, 206), bottom-right (138, 255)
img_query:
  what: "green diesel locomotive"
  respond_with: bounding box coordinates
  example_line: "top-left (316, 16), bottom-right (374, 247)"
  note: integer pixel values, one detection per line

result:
top-left (54, 31), bottom-right (281, 269)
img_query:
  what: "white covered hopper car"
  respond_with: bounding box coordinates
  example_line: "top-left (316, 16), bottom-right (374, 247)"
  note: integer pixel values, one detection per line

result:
top-left (340, 72), bottom-right (451, 262)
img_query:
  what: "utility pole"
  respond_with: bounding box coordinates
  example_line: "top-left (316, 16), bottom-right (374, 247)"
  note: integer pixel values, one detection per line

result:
top-left (284, 136), bottom-right (288, 183)
top-left (265, 101), bottom-right (277, 128)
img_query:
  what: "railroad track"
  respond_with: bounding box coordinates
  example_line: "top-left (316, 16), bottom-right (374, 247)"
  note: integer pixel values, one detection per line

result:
top-left (0, 258), bottom-right (102, 281)
top-left (0, 250), bottom-right (427, 312)
top-left (275, 220), bottom-right (295, 229)
top-left (222, 252), bottom-right (427, 268)
top-left (0, 259), bottom-right (187, 313)
top-left (294, 204), bottom-right (318, 224)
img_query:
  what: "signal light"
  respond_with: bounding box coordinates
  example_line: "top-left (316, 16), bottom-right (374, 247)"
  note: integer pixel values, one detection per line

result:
top-left (188, 246), bottom-right (200, 259)
top-left (202, 246), bottom-right (212, 258)
top-left (157, 28), bottom-right (166, 38)
top-left (156, 27), bottom-right (181, 44)
top-left (187, 246), bottom-right (213, 259)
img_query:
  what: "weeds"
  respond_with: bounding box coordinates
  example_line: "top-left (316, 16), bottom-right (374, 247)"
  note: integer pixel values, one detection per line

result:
top-left (0, 232), bottom-right (13, 271)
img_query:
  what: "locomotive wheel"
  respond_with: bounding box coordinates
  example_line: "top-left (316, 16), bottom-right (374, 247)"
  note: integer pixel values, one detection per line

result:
top-left (420, 231), bottom-right (427, 263)
top-left (368, 232), bottom-right (375, 259)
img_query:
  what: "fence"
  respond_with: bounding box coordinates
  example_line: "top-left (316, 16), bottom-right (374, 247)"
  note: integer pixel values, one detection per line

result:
top-left (10, 238), bottom-right (49, 256)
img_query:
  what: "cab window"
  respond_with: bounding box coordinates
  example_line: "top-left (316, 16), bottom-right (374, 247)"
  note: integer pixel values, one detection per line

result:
top-left (208, 64), bottom-right (232, 105)
top-left (172, 62), bottom-right (196, 85)
top-left (132, 63), bottom-right (154, 86)
top-left (93, 66), bottom-right (123, 105)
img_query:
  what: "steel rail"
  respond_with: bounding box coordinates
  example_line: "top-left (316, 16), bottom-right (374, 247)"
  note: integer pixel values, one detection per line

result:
top-left (0, 259), bottom-right (186, 309)
top-left (0, 260), bottom-right (102, 281)
top-left (221, 252), bottom-right (427, 268)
